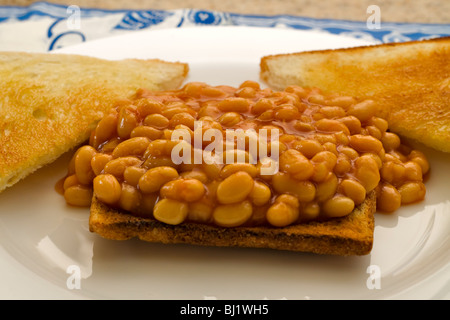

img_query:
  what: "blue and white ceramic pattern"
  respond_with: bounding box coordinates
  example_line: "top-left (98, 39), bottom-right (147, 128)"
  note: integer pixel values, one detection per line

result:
top-left (0, 1), bottom-right (449, 52)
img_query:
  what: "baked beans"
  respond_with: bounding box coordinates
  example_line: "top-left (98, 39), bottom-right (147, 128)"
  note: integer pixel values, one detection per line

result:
top-left (60, 81), bottom-right (430, 227)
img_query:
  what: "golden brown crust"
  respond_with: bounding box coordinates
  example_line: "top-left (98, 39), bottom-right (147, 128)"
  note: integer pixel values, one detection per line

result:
top-left (260, 37), bottom-right (450, 153)
top-left (89, 191), bottom-right (376, 256)
top-left (0, 51), bottom-right (188, 192)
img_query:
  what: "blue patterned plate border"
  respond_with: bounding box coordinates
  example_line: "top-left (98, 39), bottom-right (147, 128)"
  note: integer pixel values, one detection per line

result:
top-left (0, 1), bottom-right (449, 52)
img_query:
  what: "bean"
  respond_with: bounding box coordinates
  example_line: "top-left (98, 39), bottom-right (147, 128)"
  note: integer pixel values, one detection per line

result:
top-left (138, 166), bottom-right (179, 194)
top-left (153, 199), bottom-right (189, 225)
top-left (213, 201), bottom-right (253, 227)
top-left (93, 174), bottom-right (122, 205)
top-left (64, 185), bottom-right (93, 207)
top-left (216, 171), bottom-right (254, 204)
top-left (322, 196), bottom-right (355, 218)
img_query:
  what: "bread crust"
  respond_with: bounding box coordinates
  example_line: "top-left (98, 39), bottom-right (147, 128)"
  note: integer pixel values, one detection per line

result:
top-left (260, 37), bottom-right (450, 153)
top-left (0, 52), bottom-right (188, 192)
top-left (89, 191), bottom-right (376, 256)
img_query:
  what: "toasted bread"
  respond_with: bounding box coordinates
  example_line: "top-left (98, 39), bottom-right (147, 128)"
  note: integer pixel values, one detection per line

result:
top-left (0, 51), bottom-right (188, 193)
top-left (89, 191), bottom-right (376, 256)
top-left (260, 37), bottom-right (450, 153)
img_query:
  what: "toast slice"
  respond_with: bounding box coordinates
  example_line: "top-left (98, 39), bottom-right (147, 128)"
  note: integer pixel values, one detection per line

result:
top-left (0, 52), bottom-right (188, 193)
top-left (260, 37), bottom-right (450, 153)
top-left (89, 191), bottom-right (376, 256)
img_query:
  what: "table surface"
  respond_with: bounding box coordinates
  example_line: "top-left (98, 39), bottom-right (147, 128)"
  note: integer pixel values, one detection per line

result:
top-left (0, 0), bottom-right (449, 24)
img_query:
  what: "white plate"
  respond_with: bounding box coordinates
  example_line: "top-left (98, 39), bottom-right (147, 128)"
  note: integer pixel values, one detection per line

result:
top-left (1, 26), bottom-right (449, 300)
